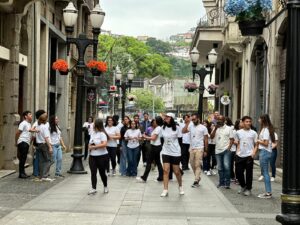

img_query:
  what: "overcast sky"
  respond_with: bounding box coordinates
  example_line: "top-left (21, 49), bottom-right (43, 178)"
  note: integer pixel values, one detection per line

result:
top-left (100, 0), bottom-right (205, 40)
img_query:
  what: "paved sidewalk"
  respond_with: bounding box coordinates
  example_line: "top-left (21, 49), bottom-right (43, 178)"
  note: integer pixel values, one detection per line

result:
top-left (0, 165), bottom-right (251, 225)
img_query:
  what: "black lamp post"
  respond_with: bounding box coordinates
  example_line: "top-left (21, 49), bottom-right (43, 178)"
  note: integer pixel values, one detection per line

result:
top-left (190, 47), bottom-right (218, 119)
top-left (276, 0), bottom-right (300, 224)
top-left (62, 2), bottom-right (105, 174)
top-left (115, 65), bottom-right (134, 119)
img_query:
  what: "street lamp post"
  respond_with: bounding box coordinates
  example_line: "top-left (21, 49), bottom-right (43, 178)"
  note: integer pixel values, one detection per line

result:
top-left (190, 47), bottom-right (218, 119)
top-left (62, 2), bottom-right (105, 174)
top-left (115, 66), bottom-right (134, 119)
top-left (276, 0), bottom-right (300, 224)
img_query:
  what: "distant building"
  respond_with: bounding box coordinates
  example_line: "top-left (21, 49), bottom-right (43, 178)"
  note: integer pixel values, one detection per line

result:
top-left (137, 36), bottom-right (149, 42)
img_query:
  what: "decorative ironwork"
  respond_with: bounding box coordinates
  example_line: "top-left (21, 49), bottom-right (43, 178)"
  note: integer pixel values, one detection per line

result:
top-left (197, 8), bottom-right (226, 28)
top-left (279, 0), bottom-right (287, 8)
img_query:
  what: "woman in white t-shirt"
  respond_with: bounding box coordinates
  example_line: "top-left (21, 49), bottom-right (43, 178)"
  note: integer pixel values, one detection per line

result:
top-left (124, 120), bottom-right (142, 177)
top-left (49, 116), bottom-right (66, 177)
top-left (82, 117), bottom-right (94, 160)
top-left (88, 119), bottom-right (109, 195)
top-left (137, 116), bottom-right (164, 183)
top-left (257, 114), bottom-right (275, 199)
top-left (160, 113), bottom-right (184, 197)
top-left (104, 116), bottom-right (121, 176)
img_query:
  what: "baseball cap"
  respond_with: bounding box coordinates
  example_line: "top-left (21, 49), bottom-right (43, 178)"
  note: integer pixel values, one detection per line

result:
top-left (166, 113), bottom-right (175, 119)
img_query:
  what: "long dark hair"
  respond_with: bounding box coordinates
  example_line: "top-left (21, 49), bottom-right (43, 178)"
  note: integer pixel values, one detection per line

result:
top-left (105, 116), bottom-right (113, 127)
top-left (259, 114), bottom-right (275, 142)
top-left (234, 119), bottom-right (240, 131)
top-left (203, 119), bottom-right (212, 133)
top-left (155, 116), bottom-right (164, 126)
top-left (163, 117), bottom-right (177, 131)
top-left (225, 117), bottom-right (233, 126)
top-left (94, 119), bottom-right (109, 138)
top-left (49, 115), bottom-right (60, 133)
top-left (123, 116), bottom-right (131, 126)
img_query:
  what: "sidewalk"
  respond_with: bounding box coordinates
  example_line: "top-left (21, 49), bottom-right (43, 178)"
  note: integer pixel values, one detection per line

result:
top-left (0, 165), bottom-right (251, 225)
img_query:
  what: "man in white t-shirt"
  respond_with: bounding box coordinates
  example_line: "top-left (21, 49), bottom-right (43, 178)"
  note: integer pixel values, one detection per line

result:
top-left (15, 111), bottom-right (35, 178)
top-left (182, 113), bottom-right (208, 188)
top-left (180, 114), bottom-right (191, 170)
top-left (210, 115), bottom-right (234, 188)
top-left (235, 116), bottom-right (258, 196)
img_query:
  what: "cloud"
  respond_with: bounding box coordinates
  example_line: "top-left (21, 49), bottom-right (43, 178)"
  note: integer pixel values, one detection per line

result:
top-left (101, 0), bottom-right (205, 39)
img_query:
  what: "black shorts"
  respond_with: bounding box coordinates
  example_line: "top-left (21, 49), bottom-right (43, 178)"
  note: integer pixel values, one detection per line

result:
top-left (162, 154), bottom-right (181, 165)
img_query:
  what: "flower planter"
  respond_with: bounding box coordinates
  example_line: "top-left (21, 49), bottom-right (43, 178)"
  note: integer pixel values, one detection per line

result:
top-left (128, 98), bottom-right (134, 101)
top-left (208, 89), bottom-right (216, 95)
top-left (59, 70), bottom-right (69, 75)
top-left (238, 20), bottom-right (266, 36)
top-left (187, 88), bottom-right (196, 93)
top-left (91, 68), bottom-right (102, 76)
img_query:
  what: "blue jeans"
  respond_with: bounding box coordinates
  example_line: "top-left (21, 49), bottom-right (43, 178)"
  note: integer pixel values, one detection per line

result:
top-left (259, 149), bottom-right (272, 193)
top-left (119, 141), bottom-right (128, 176)
top-left (52, 144), bottom-right (63, 175)
top-left (33, 149), bottom-right (39, 176)
top-left (270, 148), bottom-right (277, 178)
top-left (126, 146), bottom-right (139, 176)
top-left (216, 150), bottom-right (232, 187)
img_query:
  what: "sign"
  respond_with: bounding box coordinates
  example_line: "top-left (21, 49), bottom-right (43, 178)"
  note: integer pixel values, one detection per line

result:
top-left (221, 95), bottom-right (231, 105)
top-left (87, 88), bottom-right (96, 102)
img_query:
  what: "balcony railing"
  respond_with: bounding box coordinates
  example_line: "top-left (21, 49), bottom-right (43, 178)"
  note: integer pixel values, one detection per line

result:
top-left (197, 7), bottom-right (226, 28)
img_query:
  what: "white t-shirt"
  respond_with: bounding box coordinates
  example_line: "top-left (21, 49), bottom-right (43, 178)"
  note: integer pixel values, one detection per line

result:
top-left (259, 128), bottom-right (272, 152)
top-left (89, 131), bottom-right (108, 156)
top-left (231, 129), bottom-right (237, 152)
top-left (180, 123), bottom-right (191, 144)
top-left (50, 127), bottom-right (61, 145)
top-left (105, 126), bottom-right (120, 147)
top-left (215, 125), bottom-right (234, 154)
top-left (150, 126), bottom-right (162, 146)
top-left (83, 122), bottom-right (94, 135)
top-left (124, 129), bottom-right (142, 149)
top-left (17, 120), bottom-right (32, 145)
top-left (236, 129), bottom-right (258, 157)
top-left (36, 123), bottom-right (50, 144)
top-left (188, 123), bottom-right (208, 149)
top-left (161, 126), bottom-right (181, 157)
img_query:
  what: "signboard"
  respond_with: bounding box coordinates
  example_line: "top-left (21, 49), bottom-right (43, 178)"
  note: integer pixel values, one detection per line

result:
top-left (221, 95), bottom-right (231, 105)
top-left (87, 88), bottom-right (96, 102)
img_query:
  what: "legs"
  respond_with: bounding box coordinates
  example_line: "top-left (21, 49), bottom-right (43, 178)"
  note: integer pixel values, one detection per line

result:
top-left (127, 147), bottom-right (139, 176)
top-left (84, 136), bottom-right (90, 160)
top-left (141, 145), bottom-right (156, 181)
top-left (89, 156), bottom-right (98, 189)
top-left (153, 146), bottom-right (163, 180)
top-left (245, 156), bottom-right (253, 190)
top-left (162, 163), bottom-right (170, 190)
top-left (17, 142), bottom-right (29, 176)
top-left (107, 147), bottom-right (117, 172)
top-left (172, 164), bottom-right (182, 187)
top-left (259, 149), bottom-right (272, 193)
top-left (216, 152), bottom-right (225, 186)
top-left (223, 150), bottom-right (232, 187)
top-left (181, 144), bottom-right (190, 170)
top-left (270, 149), bottom-right (277, 178)
top-left (38, 144), bottom-right (50, 178)
top-left (235, 156), bottom-right (246, 188)
top-left (189, 149), bottom-right (203, 182)
top-left (33, 148), bottom-right (39, 177)
top-left (119, 142), bottom-right (127, 176)
top-left (209, 144), bottom-right (217, 169)
top-left (52, 145), bottom-right (63, 175)
top-left (230, 151), bottom-right (236, 179)
top-left (98, 155), bottom-right (108, 187)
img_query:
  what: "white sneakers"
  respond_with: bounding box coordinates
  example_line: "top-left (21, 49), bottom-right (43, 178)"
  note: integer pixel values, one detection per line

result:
top-left (206, 171), bottom-right (212, 176)
top-left (88, 189), bottom-right (97, 195)
top-left (136, 177), bottom-right (146, 183)
top-left (104, 187), bottom-right (109, 193)
top-left (41, 177), bottom-right (55, 182)
top-left (270, 177), bottom-right (275, 182)
top-left (160, 186), bottom-right (184, 197)
top-left (258, 175), bottom-right (264, 181)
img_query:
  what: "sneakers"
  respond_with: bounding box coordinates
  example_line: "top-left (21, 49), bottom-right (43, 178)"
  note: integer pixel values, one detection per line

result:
top-left (271, 177), bottom-right (275, 182)
top-left (243, 189), bottom-right (251, 196)
top-left (204, 170), bottom-right (208, 175)
top-left (160, 190), bottom-right (168, 197)
top-left (258, 175), bottom-right (264, 181)
top-left (206, 171), bottom-right (212, 176)
top-left (55, 174), bottom-right (64, 178)
top-left (104, 187), bottom-right (109, 194)
top-left (211, 170), bottom-right (217, 175)
top-left (136, 177), bottom-right (146, 183)
top-left (191, 181), bottom-right (200, 188)
top-left (179, 186), bottom-right (185, 195)
top-left (112, 169), bottom-right (116, 176)
top-left (41, 177), bottom-right (55, 182)
top-left (238, 187), bottom-right (246, 194)
top-left (258, 193), bottom-right (272, 199)
top-left (143, 162), bottom-right (147, 167)
top-left (88, 189), bottom-right (97, 195)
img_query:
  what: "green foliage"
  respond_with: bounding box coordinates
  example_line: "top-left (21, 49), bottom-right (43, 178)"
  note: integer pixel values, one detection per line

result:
top-left (131, 89), bottom-right (165, 113)
top-left (97, 35), bottom-right (173, 79)
top-left (168, 56), bottom-right (192, 77)
top-left (146, 38), bottom-right (172, 55)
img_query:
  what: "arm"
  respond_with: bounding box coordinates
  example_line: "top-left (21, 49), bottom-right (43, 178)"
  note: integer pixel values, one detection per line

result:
top-left (252, 142), bottom-right (258, 158)
top-left (182, 122), bottom-right (190, 134)
top-left (272, 140), bottom-right (278, 149)
top-left (89, 140), bottom-right (108, 150)
top-left (15, 130), bottom-right (21, 146)
top-left (210, 127), bottom-right (217, 139)
top-left (45, 137), bottom-right (53, 153)
top-left (144, 133), bottom-right (158, 141)
top-left (257, 139), bottom-right (269, 147)
top-left (227, 138), bottom-right (234, 150)
top-left (111, 132), bottom-right (121, 140)
top-left (60, 138), bottom-right (66, 150)
top-left (204, 135), bottom-right (208, 152)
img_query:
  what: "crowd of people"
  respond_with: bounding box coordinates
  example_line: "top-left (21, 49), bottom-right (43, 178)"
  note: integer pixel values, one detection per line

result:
top-left (15, 110), bottom-right (278, 199)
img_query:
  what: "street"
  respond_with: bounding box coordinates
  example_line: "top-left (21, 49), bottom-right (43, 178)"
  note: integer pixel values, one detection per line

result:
top-left (0, 153), bottom-right (281, 225)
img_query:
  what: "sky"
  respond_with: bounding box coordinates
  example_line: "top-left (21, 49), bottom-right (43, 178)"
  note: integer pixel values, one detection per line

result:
top-left (100, 0), bottom-right (205, 40)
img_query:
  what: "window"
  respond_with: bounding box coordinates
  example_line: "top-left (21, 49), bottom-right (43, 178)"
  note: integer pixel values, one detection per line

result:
top-left (220, 62), bottom-right (225, 82)
top-left (226, 59), bottom-right (230, 79)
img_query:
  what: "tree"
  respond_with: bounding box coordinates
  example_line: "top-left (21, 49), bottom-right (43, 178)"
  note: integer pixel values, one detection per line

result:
top-left (146, 38), bottom-right (172, 55)
top-left (131, 89), bottom-right (165, 113)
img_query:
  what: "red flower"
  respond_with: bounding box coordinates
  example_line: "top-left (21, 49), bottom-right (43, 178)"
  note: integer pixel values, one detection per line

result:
top-left (87, 60), bottom-right (107, 72)
top-left (52, 59), bottom-right (68, 72)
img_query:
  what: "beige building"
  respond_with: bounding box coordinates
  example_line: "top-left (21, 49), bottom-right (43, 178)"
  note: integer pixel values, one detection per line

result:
top-left (0, 0), bottom-right (98, 170)
top-left (192, 0), bottom-right (287, 166)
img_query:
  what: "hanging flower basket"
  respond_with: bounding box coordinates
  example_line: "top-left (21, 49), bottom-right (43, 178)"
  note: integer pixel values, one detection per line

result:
top-left (238, 20), bottom-right (266, 36)
top-left (184, 82), bottom-right (198, 93)
top-left (52, 59), bottom-right (69, 75)
top-left (207, 84), bottom-right (218, 95)
top-left (87, 60), bottom-right (107, 76)
top-left (127, 94), bottom-right (137, 101)
top-left (98, 101), bottom-right (108, 106)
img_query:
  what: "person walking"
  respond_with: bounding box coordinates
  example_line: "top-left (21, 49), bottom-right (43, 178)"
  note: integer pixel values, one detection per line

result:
top-left (88, 119), bottom-right (109, 195)
top-left (49, 115), bottom-right (66, 178)
top-left (140, 112), bottom-right (151, 167)
top-left (230, 119), bottom-right (242, 183)
top-left (15, 111), bottom-right (35, 178)
top-left (182, 113), bottom-right (208, 188)
top-left (119, 116), bottom-right (131, 176)
top-left (82, 116), bottom-right (94, 160)
top-left (113, 115), bottom-right (123, 165)
top-left (105, 116), bottom-right (121, 176)
top-left (257, 114), bottom-right (275, 199)
top-left (137, 116), bottom-right (164, 182)
top-left (235, 116), bottom-right (258, 196)
top-left (270, 132), bottom-right (278, 182)
top-left (124, 120), bottom-right (142, 177)
top-left (160, 113), bottom-right (184, 197)
top-left (180, 114), bottom-right (191, 170)
top-left (202, 120), bottom-right (211, 174)
top-left (35, 111), bottom-right (54, 182)
top-left (210, 115), bottom-right (234, 189)
top-left (206, 123), bottom-right (217, 176)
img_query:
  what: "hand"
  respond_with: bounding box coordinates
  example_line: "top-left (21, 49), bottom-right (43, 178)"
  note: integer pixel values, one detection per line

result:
top-left (251, 152), bottom-right (256, 159)
top-left (49, 147), bottom-right (53, 153)
top-left (62, 145), bottom-right (67, 151)
top-left (203, 151), bottom-right (207, 157)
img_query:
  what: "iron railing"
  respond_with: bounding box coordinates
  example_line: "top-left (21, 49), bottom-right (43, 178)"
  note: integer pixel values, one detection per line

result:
top-left (197, 7), bottom-right (226, 28)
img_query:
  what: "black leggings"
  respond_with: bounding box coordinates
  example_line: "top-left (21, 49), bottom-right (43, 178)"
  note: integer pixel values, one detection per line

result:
top-left (17, 142), bottom-right (29, 175)
top-left (141, 145), bottom-right (163, 181)
top-left (107, 147), bottom-right (117, 172)
top-left (89, 154), bottom-right (109, 189)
